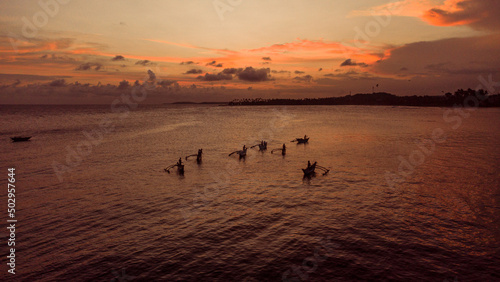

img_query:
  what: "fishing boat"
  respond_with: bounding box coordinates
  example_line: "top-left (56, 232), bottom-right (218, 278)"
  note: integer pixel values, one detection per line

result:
top-left (177, 164), bottom-right (184, 174)
top-left (258, 143), bottom-right (267, 150)
top-left (229, 145), bottom-right (247, 158)
top-left (186, 149), bottom-right (203, 164)
top-left (302, 162), bottom-right (316, 176)
top-left (11, 136), bottom-right (31, 142)
top-left (238, 148), bottom-right (247, 157)
top-left (296, 137), bottom-right (309, 144)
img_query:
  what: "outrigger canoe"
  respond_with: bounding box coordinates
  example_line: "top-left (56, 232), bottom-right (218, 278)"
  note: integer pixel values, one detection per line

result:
top-left (177, 164), bottom-right (184, 174)
top-left (302, 162), bottom-right (316, 176)
top-left (296, 137), bottom-right (309, 144)
top-left (11, 136), bottom-right (31, 142)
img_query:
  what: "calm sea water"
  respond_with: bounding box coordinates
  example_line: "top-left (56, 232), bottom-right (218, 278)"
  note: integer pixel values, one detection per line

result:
top-left (0, 104), bottom-right (499, 281)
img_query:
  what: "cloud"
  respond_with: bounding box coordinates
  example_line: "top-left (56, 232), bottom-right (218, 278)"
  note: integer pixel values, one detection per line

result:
top-left (422, 0), bottom-right (500, 30)
top-left (340, 59), bottom-right (368, 67)
top-left (222, 68), bottom-right (243, 74)
top-left (49, 79), bottom-right (66, 87)
top-left (112, 55), bottom-right (125, 61)
top-left (135, 60), bottom-right (154, 66)
top-left (147, 70), bottom-right (156, 81)
top-left (374, 34), bottom-right (500, 76)
top-left (206, 61), bottom-right (223, 67)
top-left (293, 75), bottom-right (313, 83)
top-left (237, 67), bottom-right (271, 82)
top-left (262, 57), bottom-right (272, 61)
top-left (353, 0), bottom-right (500, 31)
top-left (271, 70), bottom-right (291, 74)
top-left (75, 62), bottom-right (103, 71)
top-left (118, 80), bottom-right (130, 89)
top-left (40, 54), bottom-right (76, 61)
top-left (294, 70), bottom-right (305, 74)
top-left (185, 69), bottom-right (203, 74)
top-left (180, 61), bottom-right (195, 65)
top-left (197, 73), bottom-right (233, 81)
top-left (158, 79), bottom-right (177, 87)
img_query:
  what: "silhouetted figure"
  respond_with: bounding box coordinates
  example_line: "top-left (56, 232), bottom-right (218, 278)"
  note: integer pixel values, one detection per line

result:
top-left (197, 149), bottom-right (203, 163)
top-left (282, 143), bottom-right (286, 155)
top-left (307, 160), bottom-right (311, 168)
top-left (177, 158), bottom-right (182, 166)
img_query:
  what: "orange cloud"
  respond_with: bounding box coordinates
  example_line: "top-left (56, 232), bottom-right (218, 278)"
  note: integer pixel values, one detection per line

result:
top-left (421, 0), bottom-right (500, 29)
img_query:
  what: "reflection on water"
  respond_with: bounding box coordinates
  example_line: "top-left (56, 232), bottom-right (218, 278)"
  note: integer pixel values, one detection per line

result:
top-left (0, 104), bottom-right (498, 281)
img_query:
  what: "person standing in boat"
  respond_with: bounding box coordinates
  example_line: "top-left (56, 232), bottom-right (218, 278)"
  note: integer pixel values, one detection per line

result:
top-left (282, 143), bottom-right (286, 155)
top-left (196, 149), bottom-right (203, 162)
top-left (307, 160), bottom-right (311, 168)
top-left (177, 158), bottom-right (183, 166)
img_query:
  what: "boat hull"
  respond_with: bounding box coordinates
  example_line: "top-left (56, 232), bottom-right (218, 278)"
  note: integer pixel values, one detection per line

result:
top-left (11, 136), bottom-right (31, 142)
top-left (178, 165), bottom-right (184, 174)
top-left (296, 138), bottom-right (309, 144)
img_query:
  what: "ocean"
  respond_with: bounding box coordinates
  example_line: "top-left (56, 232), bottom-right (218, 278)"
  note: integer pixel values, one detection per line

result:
top-left (0, 104), bottom-right (499, 281)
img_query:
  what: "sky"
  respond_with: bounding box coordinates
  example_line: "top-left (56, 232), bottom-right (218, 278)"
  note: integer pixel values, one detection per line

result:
top-left (0, 0), bottom-right (499, 103)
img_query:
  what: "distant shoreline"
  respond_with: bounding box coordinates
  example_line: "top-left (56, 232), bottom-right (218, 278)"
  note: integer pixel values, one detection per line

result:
top-left (228, 91), bottom-right (500, 107)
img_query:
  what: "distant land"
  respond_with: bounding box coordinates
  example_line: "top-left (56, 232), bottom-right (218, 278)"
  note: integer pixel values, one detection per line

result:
top-left (169, 102), bottom-right (227, 105)
top-left (228, 90), bottom-right (500, 107)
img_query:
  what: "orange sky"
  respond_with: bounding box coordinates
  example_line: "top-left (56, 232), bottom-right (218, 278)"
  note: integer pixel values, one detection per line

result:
top-left (0, 0), bottom-right (499, 103)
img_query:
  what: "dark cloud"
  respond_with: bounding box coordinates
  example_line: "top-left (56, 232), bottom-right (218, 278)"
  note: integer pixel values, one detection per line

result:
top-left (49, 79), bottom-right (66, 87)
top-left (340, 59), bottom-right (368, 67)
top-left (197, 73), bottom-right (233, 81)
top-left (112, 55), bottom-right (125, 61)
top-left (135, 60), bottom-right (154, 66)
top-left (206, 61), bottom-right (223, 67)
top-left (262, 57), bottom-right (272, 61)
top-left (374, 34), bottom-right (500, 77)
top-left (237, 67), bottom-right (271, 82)
top-left (294, 70), bottom-right (305, 74)
top-left (147, 70), bottom-right (156, 81)
top-left (185, 69), bottom-right (203, 74)
top-left (293, 75), bottom-right (313, 83)
top-left (318, 68), bottom-right (323, 71)
top-left (271, 70), bottom-right (291, 74)
top-left (180, 61), bottom-right (195, 65)
top-left (158, 79), bottom-right (177, 87)
top-left (118, 80), bottom-right (130, 89)
top-left (423, 0), bottom-right (500, 31)
top-left (221, 68), bottom-right (243, 74)
top-left (40, 54), bottom-right (75, 61)
top-left (75, 62), bottom-right (103, 71)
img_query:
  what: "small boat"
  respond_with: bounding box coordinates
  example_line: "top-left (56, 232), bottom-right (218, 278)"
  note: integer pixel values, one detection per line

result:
top-left (258, 143), bottom-right (267, 151)
top-left (296, 137), bottom-right (309, 144)
top-left (186, 149), bottom-right (203, 164)
top-left (302, 162), bottom-right (316, 176)
top-left (238, 149), bottom-right (247, 157)
top-left (229, 146), bottom-right (247, 158)
top-left (11, 136), bottom-right (31, 142)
